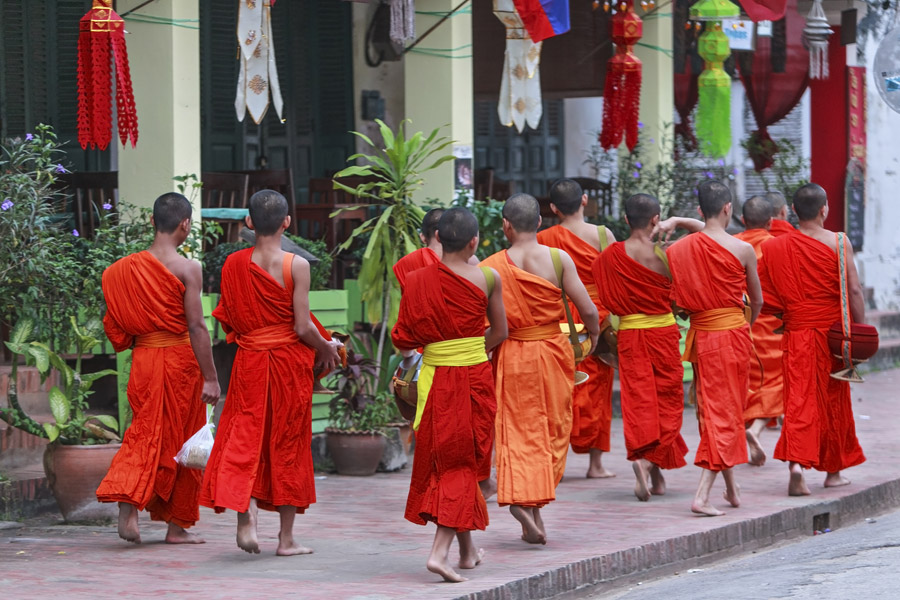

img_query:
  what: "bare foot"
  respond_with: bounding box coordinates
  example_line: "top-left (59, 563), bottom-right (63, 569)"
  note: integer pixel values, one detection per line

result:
top-left (691, 501), bottom-right (725, 517)
top-left (532, 508), bottom-right (546, 540)
top-left (632, 461), bottom-right (650, 502)
top-left (165, 523), bottom-right (205, 544)
top-left (276, 532), bottom-right (314, 556)
top-left (788, 463), bottom-right (811, 496)
top-left (510, 505), bottom-right (546, 545)
top-left (236, 500), bottom-right (260, 554)
top-left (746, 429), bottom-right (766, 466)
top-left (586, 466), bottom-right (616, 478)
top-left (824, 472), bottom-right (851, 488)
top-left (459, 547), bottom-right (485, 570)
top-left (117, 502), bottom-right (141, 544)
top-left (426, 558), bottom-right (468, 582)
top-left (649, 464), bottom-right (666, 496)
top-left (478, 476), bottom-right (497, 501)
top-left (723, 483), bottom-right (741, 508)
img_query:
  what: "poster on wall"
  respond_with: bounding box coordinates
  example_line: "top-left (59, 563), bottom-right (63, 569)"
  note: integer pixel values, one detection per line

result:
top-left (453, 145), bottom-right (474, 203)
top-left (845, 159), bottom-right (865, 252)
top-left (847, 66), bottom-right (866, 164)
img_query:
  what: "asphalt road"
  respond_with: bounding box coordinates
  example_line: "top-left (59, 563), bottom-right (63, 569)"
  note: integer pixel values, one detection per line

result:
top-left (587, 507), bottom-right (900, 600)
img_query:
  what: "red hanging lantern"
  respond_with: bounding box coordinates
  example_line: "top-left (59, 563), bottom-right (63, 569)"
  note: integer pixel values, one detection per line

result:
top-left (599, 1), bottom-right (643, 151)
top-left (77, 0), bottom-right (138, 151)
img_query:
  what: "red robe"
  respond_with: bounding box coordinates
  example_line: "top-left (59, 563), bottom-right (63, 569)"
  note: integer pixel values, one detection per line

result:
top-left (759, 233), bottom-right (866, 472)
top-left (593, 243), bottom-right (688, 469)
top-left (769, 219), bottom-right (796, 237)
top-left (393, 247), bottom-right (440, 291)
top-left (391, 263), bottom-right (496, 531)
top-left (536, 225), bottom-right (615, 453)
top-left (201, 249), bottom-right (316, 513)
top-left (481, 251), bottom-right (574, 508)
top-left (667, 234), bottom-right (752, 471)
top-left (96, 251), bottom-right (205, 529)
top-left (734, 228), bottom-right (785, 422)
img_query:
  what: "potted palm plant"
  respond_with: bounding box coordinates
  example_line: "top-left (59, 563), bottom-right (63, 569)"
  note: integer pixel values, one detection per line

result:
top-left (2, 318), bottom-right (120, 521)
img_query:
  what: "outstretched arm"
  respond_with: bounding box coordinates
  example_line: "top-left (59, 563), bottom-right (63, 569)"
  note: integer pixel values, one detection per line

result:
top-left (484, 268), bottom-right (508, 352)
top-left (183, 262), bottom-right (220, 404)
top-left (560, 251), bottom-right (600, 350)
top-left (291, 255), bottom-right (341, 371)
top-left (652, 217), bottom-right (705, 243)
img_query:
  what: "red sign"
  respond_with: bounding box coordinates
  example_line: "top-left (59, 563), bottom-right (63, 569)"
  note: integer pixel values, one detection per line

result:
top-left (847, 66), bottom-right (866, 165)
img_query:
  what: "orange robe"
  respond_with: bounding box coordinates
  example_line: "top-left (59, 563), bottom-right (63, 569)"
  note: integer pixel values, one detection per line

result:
top-left (481, 251), bottom-right (574, 508)
top-left (734, 228), bottom-right (784, 422)
top-left (769, 219), bottom-right (796, 237)
top-left (759, 234), bottom-right (866, 472)
top-left (667, 234), bottom-right (752, 471)
top-left (391, 263), bottom-right (496, 531)
top-left (593, 243), bottom-right (688, 469)
top-left (200, 249), bottom-right (316, 513)
top-left (537, 225), bottom-right (615, 453)
top-left (393, 247), bottom-right (440, 291)
top-left (96, 251), bottom-right (205, 529)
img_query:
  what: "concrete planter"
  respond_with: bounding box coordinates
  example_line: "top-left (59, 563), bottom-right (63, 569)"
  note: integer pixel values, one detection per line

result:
top-left (43, 443), bottom-right (120, 522)
top-left (324, 429), bottom-right (385, 476)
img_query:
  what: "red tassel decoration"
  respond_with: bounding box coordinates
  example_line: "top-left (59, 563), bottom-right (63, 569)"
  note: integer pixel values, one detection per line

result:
top-left (77, 0), bottom-right (138, 150)
top-left (600, 2), bottom-right (643, 151)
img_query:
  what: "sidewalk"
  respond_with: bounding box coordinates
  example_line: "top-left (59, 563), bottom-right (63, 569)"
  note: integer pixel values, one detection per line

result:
top-left (2, 369), bottom-right (899, 600)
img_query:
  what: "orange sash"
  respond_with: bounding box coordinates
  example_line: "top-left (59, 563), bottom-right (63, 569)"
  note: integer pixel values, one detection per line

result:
top-left (682, 307), bottom-right (747, 362)
top-left (135, 331), bottom-right (190, 348)
top-left (235, 324), bottom-right (298, 350)
top-left (507, 323), bottom-right (565, 342)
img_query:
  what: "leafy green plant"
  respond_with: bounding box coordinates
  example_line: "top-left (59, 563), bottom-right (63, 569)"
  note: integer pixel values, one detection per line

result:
top-left (741, 137), bottom-right (810, 201)
top-left (333, 119), bottom-right (454, 377)
top-left (2, 318), bottom-right (119, 445)
top-left (327, 344), bottom-right (395, 432)
top-left (451, 194), bottom-right (509, 259)
top-left (286, 234), bottom-right (333, 291)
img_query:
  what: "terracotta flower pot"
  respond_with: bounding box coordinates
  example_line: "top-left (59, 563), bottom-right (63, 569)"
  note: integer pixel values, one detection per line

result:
top-left (325, 429), bottom-right (386, 476)
top-left (43, 443), bottom-right (120, 522)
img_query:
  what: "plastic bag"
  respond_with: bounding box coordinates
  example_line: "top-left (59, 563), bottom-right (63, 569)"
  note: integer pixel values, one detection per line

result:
top-left (175, 408), bottom-right (215, 470)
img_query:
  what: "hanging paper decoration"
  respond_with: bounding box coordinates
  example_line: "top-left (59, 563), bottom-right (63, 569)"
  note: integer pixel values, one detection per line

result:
top-left (739, 0), bottom-right (787, 22)
top-left (511, 0), bottom-right (571, 43)
top-left (690, 0), bottom-right (739, 158)
top-left (77, 0), bottom-right (138, 151)
top-left (674, 0), bottom-right (702, 150)
top-left (390, 0), bottom-right (415, 44)
top-left (494, 0), bottom-right (544, 133)
top-left (235, 0), bottom-right (284, 124)
top-left (599, 1), bottom-right (643, 151)
top-left (803, 0), bottom-right (833, 79)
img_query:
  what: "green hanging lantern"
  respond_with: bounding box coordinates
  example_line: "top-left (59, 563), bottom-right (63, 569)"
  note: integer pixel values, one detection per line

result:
top-left (690, 0), bottom-right (739, 157)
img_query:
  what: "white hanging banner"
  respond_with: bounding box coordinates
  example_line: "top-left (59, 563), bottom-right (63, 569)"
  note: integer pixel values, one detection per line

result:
top-left (235, 0), bottom-right (284, 124)
top-left (494, 0), bottom-right (543, 133)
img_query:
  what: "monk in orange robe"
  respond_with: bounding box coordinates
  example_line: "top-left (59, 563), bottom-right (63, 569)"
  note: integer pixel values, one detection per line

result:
top-left (200, 190), bottom-right (341, 556)
top-left (482, 194), bottom-right (598, 544)
top-left (537, 178), bottom-right (617, 478)
top-left (594, 194), bottom-right (692, 501)
top-left (766, 191), bottom-right (796, 237)
top-left (392, 207), bottom-right (507, 583)
top-left (393, 208), bottom-right (444, 291)
top-left (758, 183), bottom-right (866, 496)
top-left (734, 196), bottom-right (785, 466)
top-left (97, 193), bottom-right (220, 544)
top-left (667, 180), bottom-right (762, 516)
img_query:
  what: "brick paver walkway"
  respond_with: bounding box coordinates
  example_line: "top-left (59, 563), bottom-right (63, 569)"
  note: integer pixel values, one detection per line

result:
top-left (2, 370), bottom-right (898, 599)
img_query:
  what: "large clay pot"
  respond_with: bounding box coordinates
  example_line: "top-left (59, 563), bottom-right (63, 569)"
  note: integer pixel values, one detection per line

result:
top-left (325, 429), bottom-right (386, 476)
top-left (43, 443), bottom-right (120, 522)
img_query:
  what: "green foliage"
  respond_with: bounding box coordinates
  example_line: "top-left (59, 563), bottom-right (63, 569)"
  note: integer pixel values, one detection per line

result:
top-left (285, 234), bottom-right (333, 291)
top-left (450, 194), bottom-right (510, 260)
top-left (173, 173), bottom-right (203, 204)
top-left (741, 137), bottom-right (810, 201)
top-left (327, 333), bottom-right (399, 432)
top-left (2, 318), bottom-right (119, 445)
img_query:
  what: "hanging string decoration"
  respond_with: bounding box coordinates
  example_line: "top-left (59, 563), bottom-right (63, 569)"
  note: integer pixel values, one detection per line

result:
top-left (599, 1), bottom-right (643, 151)
top-left (803, 0), bottom-right (833, 79)
top-left (494, 0), bottom-right (544, 133)
top-left (77, 0), bottom-right (138, 150)
top-left (235, 0), bottom-right (284, 124)
top-left (690, 0), bottom-right (739, 157)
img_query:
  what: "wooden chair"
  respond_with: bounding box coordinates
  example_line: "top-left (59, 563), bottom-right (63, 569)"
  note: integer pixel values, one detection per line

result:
top-left (200, 172), bottom-right (250, 244)
top-left (237, 169), bottom-right (297, 234)
top-left (569, 177), bottom-right (614, 219)
top-left (55, 171), bottom-right (118, 239)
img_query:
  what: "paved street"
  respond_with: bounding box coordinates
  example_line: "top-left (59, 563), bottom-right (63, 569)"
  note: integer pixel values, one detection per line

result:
top-left (1, 369), bottom-right (898, 600)
top-left (595, 507), bottom-right (900, 600)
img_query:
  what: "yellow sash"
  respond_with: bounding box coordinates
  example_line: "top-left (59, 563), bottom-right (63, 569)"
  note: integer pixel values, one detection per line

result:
top-left (413, 336), bottom-right (488, 430)
top-left (618, 313), bottom-right (677, 330)
top-left (681, 307), bottom-right (747, 362)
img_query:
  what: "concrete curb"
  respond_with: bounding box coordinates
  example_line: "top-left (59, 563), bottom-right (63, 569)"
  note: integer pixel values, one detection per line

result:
top-left (455, 478), bottom-right (900, 600)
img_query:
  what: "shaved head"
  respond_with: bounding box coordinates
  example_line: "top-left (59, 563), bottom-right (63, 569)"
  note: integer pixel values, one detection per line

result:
top-left (792, 183), bottom-right (827, 221)
top-left (502, 193), bottom-right (541, 233)
top-left (742, 195), bottom-right (773, 229)
top-left (421, 208), bottom-right (444, 242)
top-left (437, 207), bottom-right (479, 253)
top-left (765, 191), bottom-right (786, 212)
top-left (698, 180), bottom-right (733, 219)
top-left (624, 193), bottom-right (660, 230)
top-left (249, 189), bottom-right (289, 236)
top-left (153, 192), bottom-right (192, 233)
top-left (548, 178), bottom-right (584, 216)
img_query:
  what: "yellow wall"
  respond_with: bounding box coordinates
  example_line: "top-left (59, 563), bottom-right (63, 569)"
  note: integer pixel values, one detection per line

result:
top-left (634, 10), bottom-right (674, 167)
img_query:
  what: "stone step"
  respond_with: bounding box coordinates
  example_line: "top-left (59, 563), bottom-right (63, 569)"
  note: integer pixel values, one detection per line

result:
top-left (866, 310), bottom-right (900, 339)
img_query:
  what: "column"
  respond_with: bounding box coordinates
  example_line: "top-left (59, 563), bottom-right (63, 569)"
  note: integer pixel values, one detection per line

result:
top-left (634, 8), bottom-right (674, 166)
top-left (403, 0), bottom-right (474, 205)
